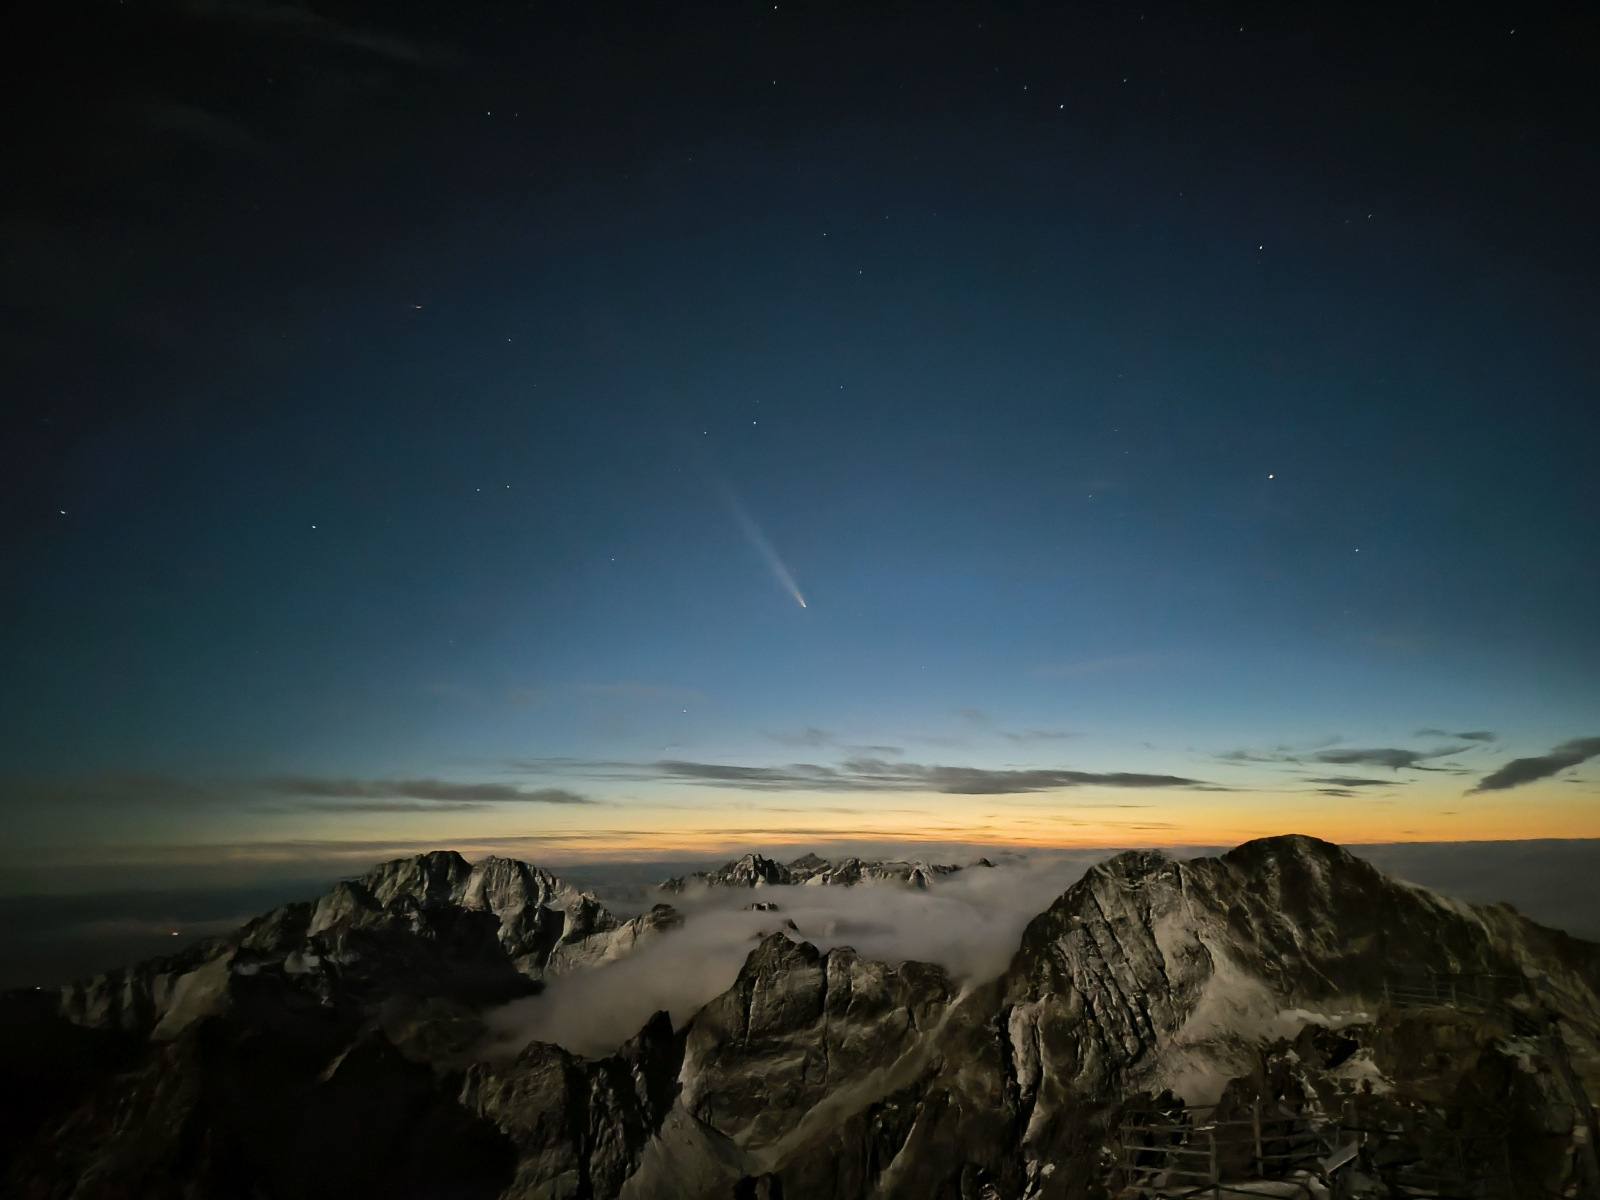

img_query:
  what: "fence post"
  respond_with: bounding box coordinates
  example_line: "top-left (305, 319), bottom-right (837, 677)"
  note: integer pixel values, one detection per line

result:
top-left (1253, 1096), bottom-right (1263, 1176)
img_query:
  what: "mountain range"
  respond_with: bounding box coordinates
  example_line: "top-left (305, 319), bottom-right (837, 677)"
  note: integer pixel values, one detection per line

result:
top-left (3, 835), bottom-right (1598, 1199)
top-left (658, 851), bottom-right (994, 892)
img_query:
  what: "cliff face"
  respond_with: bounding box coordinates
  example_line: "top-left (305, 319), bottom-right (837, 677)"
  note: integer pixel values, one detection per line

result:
top-left (8, 836), bottom-right (1600, 1200)
top-left (987, 837), bottom-right (1600, 1195)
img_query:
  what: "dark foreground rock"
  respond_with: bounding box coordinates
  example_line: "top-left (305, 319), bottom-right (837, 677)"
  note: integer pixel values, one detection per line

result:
top-left (5, 836), bottom-right (1600, 1199)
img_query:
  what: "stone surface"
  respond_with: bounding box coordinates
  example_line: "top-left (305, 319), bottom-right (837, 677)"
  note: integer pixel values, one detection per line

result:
top-left (8, 836), bottom-right (1600, 1199)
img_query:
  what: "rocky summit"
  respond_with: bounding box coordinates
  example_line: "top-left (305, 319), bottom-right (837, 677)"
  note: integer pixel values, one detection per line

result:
top-left (4, 835), bottom-right (1600, 1199)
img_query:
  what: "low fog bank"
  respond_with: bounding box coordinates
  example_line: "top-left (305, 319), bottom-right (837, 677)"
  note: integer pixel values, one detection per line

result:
top-left (481, 851), bottom-right (1112, 1059)
top-left (483, 838), bottom-right (1600, 1060)
top-left (1352, 840), bottom-right (1600, 942)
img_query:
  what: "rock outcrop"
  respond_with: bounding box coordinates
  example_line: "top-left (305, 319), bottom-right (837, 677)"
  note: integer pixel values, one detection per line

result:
top-left (7, 836), bottom-right (1600, 1199)
top-left (461, 1010), bottom-right (685, 1199)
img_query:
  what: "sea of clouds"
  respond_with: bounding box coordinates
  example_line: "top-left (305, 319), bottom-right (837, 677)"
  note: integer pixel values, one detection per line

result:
top-left (475, 838), bottom-right (1600, 1060)
top-left (478, 851), bottom-right (1114, 1059)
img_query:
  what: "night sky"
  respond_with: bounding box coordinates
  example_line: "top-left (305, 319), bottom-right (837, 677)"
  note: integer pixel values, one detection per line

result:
top-left (3, 0), bottom-right (1598, 891)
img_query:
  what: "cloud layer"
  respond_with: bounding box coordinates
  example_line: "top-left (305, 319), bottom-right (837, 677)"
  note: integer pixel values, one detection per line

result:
top-left (481, 852), bottom-right (1105, 1058)
top-left (647, 758), bottom-right (1202, 794)
top-left (265, 778), bottom-right (592, 804)
top-left (1310, 747), bottom-right (1465, 771)
top-left (1470, 737), bottom-right (1600, 793)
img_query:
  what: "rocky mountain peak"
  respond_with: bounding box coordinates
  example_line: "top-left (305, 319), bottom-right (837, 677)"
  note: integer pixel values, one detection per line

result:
top-left (728, 852), bottom-right (790, 886)
top-left (56, 851), bottom-right (682, 1044)
top-left (349, 851), bottom-right (581, 919)
top-left (359, 848), bottom-right (476, 908)
top-left (460, 855), bottom-right (575, 914)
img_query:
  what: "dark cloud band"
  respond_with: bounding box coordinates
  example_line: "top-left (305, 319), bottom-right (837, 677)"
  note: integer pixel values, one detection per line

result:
top-left (649, 757), bottom-right (1201, 795)
top-left (264, 778), bottom-right (592, 804)
top-left (1308, 776), bottom-right (1404, 788)
top-left (1470, 737), bottom-right (1600, 793)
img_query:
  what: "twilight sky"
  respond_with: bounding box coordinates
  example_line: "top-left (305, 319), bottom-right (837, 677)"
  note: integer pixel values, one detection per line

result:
top-left (2, 0), bottom-right (1598, 890)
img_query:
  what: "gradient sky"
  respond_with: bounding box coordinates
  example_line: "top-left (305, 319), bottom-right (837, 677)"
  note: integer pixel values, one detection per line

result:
top-left (3, 0), bottom-right (1598, 890)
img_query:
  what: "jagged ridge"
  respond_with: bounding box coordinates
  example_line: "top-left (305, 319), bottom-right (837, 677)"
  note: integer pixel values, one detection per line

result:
top-left (659, 850), bottom-right (994, 893)
top-left (8, 836), bottom-right (1600, 1200)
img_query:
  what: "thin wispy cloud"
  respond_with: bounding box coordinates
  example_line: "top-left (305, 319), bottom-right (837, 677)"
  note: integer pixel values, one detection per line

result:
top-left (1416, 729), bottom-right (1495, 742)
top-left (264, 778), bottom-right (593, 804)
top-left (269, 801), bottom-right (492, 814)
top-left (506, 753), bottom-right (1209, 795)
top-left (647, 757), bottom-right (1202, 795)
top-left (1223, 741), bottom-right (1469, 772)
top-left (1308, 776), bottom-right (1405, 789)
top-left (1470, 737), bottom-right (1600, 793)
top-left (1311, 747), bottom-right (1466, 771)
top-left (954, 709), bottom-right (1076, 744)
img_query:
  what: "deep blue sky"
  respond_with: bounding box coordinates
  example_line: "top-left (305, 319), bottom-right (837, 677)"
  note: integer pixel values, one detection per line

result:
top-left (2, 0), bottom-right (1597, 884)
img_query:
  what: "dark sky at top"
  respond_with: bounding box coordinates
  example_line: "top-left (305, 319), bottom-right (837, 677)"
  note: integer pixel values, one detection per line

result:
top-left (1, 0), bottom-right (1597, 880)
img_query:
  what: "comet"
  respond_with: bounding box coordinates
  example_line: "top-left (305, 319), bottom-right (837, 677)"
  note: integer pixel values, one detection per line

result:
top-left (719, 484), bottom-right (808, 609)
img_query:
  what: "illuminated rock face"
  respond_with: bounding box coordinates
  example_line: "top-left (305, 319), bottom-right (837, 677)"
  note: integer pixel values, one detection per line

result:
top-left (8, 836), bottom-right (1600, 1199)
top-left (658, 851), bottom-right (978, 892)
top-left (54, 852), bottom-right (683, 1041)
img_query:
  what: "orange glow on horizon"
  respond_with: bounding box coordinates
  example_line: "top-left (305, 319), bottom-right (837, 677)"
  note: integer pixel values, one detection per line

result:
top-left (26, 781), bottom-right (1592, 874)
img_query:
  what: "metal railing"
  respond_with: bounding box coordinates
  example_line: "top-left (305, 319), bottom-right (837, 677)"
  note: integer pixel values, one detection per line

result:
top-left (1110, 1096), bottom-right (1515, 1200)
top-left (1378, 969), bottom-right (1599, 1193)
top-left (1111, 1099), bottom-right (1346, 1197)
top-left (1379, 972), bottom-right (1527, 1015)
top-left (1107, 973), bottom-right (1591, 1198)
